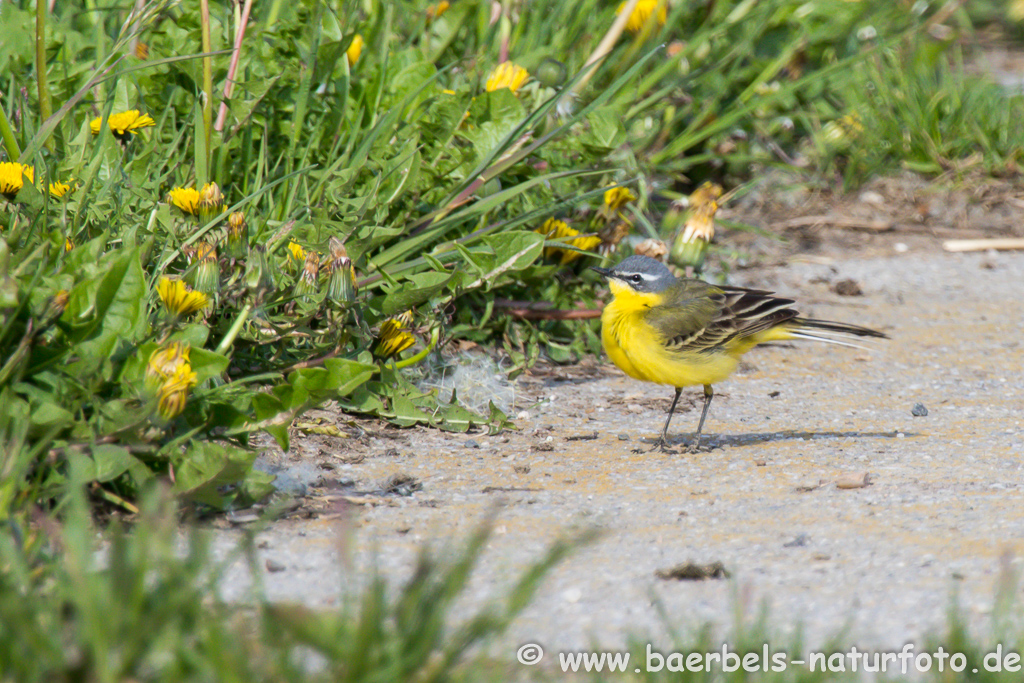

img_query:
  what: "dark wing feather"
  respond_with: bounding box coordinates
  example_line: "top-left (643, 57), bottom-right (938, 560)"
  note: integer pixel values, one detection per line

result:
top-left (645, 281), bottom-right (799, 353)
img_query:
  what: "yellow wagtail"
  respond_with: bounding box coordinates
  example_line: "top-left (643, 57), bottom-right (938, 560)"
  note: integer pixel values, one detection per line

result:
top-left (592, 255), bottom-right (887, 452)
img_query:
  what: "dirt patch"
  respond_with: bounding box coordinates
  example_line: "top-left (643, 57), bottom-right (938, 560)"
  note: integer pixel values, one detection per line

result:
top-left (214, 176), bottom-right (1024, 657)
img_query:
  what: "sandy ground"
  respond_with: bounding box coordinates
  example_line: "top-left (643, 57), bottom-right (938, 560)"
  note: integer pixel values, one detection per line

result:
top-left (209, 243), bottom-right (1024, 664)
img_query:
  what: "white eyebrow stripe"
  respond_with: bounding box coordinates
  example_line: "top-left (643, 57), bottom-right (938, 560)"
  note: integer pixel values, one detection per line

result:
top-left (620, 271), bottom-right (659, 281)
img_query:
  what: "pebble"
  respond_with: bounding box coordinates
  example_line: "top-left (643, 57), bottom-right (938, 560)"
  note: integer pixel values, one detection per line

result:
top-left (618, 434), bottom-right (630, 441)
top-left (464, 439), bottom-right (480, 449)
top-left (784, 533), bottom-right (810, 548)
top-left (265, 559), bottom-right (286, 573)
top-left (911, 403), bottom-right (929, 417)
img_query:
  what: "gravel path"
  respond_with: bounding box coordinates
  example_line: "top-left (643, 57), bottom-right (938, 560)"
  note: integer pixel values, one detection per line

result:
top-left (213, 249), bottom-right (1024, 658)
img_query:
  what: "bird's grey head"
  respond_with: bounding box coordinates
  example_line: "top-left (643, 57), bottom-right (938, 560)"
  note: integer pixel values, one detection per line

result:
top-left (592, 255), bottom-right (676, 293)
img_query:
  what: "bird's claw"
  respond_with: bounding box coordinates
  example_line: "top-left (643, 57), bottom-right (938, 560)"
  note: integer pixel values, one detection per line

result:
top-left (647, 438), bottom-right (678, 455)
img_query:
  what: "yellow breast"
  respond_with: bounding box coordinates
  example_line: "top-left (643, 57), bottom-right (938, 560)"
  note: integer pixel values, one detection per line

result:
top-left (600, 282), bottom-right (739, 389)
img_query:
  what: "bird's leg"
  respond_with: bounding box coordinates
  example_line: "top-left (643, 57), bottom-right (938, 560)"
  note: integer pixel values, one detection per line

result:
top-left (649, 387), bottom-right (683, 453)
top-left (689, 384), bottom-right (714, 453)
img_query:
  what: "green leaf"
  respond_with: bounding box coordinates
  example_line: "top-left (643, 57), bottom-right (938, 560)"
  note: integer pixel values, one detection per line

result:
top-left (173, 441), bottom-right (258, 508)
top-left (89, 445), bottom-right (145, 484)
top-left (65, 247), bottom-right (146, 377)
top-left (373, 269), bottom-right (462, 315)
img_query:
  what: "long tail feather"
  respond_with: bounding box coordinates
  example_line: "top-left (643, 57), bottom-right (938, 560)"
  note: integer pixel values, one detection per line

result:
top-left (786, 318), bottom-right (888, 350)
top-left (794, 318), bottom-right (888, 339)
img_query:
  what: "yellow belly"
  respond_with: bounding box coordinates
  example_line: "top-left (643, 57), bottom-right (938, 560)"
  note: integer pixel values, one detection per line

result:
top-left (601, 301), bottom-right (739, 389)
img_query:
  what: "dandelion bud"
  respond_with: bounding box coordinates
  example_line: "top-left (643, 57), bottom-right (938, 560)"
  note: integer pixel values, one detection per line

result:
top-left (246, 244), bottom-right (276, 293)
top-left (186, 241), bottom-right (220, 295)
top-left (634, 238), bottom-right (668, 260)
top-left (294, 251), bottom-right (321, 303)
top-left (325, 237), bottom-right (357, 304)
top-left (198, 182), bottom-right (224, 220)
top-left (536, 58), bottom-right (567, 88)
top-left (668, 182), bottom-right (722, 273)
top-left (227, 212), bottom-right (248, 259)
top-left (44, 289), bottom-right (70, 322)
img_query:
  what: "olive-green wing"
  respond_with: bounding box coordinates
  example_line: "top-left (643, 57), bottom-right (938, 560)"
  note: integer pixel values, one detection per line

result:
top-left (645, 281), bottom-right (799, 352)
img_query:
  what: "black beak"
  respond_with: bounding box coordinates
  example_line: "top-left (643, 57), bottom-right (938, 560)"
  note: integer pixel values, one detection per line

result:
top-left (591, 266), bottom-right (612, 278)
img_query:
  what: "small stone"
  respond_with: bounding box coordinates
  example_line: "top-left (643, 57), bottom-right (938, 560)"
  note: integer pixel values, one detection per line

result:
top-left (754, 459), bottom-right (767, 467)
top-left (626, 404), bottom-right (644, 414)
top-left (911, 403), bottom-right (929, 417)
top-left (265, 558), bottom-right (286, 573)
top-left (618, 434), bottom-right (630, 441)
top-left (562, 587), bottom-right (583, 603)
top-left (784, 533), bottom-right (810, 548)
top-left (859, 190), bottom-right (885, 206)
top-left (464, 439), bottom-right (480, 449)
top-left (516, 411), bottom-right (530, 420)
top-left (831, 278), bottom-right (863, 296)
top-left (835, 472), bottom-right (871, 489)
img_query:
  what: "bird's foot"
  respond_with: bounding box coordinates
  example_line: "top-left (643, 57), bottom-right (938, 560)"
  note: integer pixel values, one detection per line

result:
top-left (685, 435), bottom-right (713, 454)
top-left (646, 437), bottom-right (678, 455)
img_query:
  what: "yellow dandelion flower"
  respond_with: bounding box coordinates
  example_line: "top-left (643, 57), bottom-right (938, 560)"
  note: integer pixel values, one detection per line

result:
top-left (536, 218), bottom-right (601, 264)
top-left (287, 241), bottom-right (306, 268)
top-left (157, 276), bottom-right (209, 317)
top-left (64, 238), bottom-right (74, 253)
top-left (347, 34), bottom-right (364, 67)
top-left (0, 162), bottom-right (34, 199)
top-left (820, 112), bottom-right (864, 149)
top-left (89, 110), bottom-right (156, 138)
top-left (49, 180), bottom-right (73, 198)
top-left (146, 341), bottom-right (192, 388)
top-left (157, 362), bottom-right (197, 420)
top-left (486, 61), bottom-right (530, 94)
top-left (616, 0), bottom-right (667, 34)
top-left (372, 311), bottom-right (416, 360)
top-left (427, 1), bottom-right (450, 21)
top-left (603, 186), bottom-right (637, 212)
top-left (168, 187), bottom-right (201, 215)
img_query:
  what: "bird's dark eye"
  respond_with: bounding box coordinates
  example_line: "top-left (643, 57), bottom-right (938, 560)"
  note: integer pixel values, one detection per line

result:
top-left (630, 274), bottom-right (643, 283)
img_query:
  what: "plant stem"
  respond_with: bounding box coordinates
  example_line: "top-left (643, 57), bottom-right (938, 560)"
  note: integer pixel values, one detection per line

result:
top-left (35, 0), bottom-right (53, 150)
top-left (199, 0), bottom-right (214, 179)
top-left (215, 302), bottom-right (252, 355)
top-left (393, 327), bottom-right (440, 370)
top-left (561, 0), bottom-right (638, 105)
top-left (215, 0), bottom-right (254, 132)
top-left (0, 102), bottom-right (21, 161)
